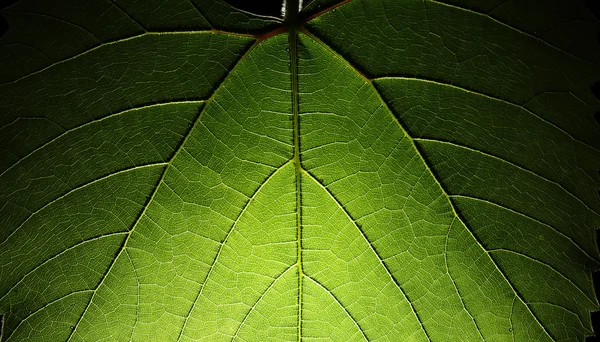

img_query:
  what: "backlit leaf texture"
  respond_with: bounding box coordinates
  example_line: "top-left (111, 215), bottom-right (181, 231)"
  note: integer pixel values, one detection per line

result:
top-left (1, 0), bottom-right (599, 341)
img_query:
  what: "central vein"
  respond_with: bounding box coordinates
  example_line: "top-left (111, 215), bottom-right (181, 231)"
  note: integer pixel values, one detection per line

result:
top-left (288, 8), bottom-right (304, 341)
top-left (285, 0), bottom-right (302, 339)
top-left (289, 28), bottom-right (303, 342)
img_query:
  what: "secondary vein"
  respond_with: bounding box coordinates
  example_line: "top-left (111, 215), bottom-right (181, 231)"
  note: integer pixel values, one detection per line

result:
top-left (302, 27), bottom-right (556, 341)
top-left (65, 36), bottom-right (260, 342)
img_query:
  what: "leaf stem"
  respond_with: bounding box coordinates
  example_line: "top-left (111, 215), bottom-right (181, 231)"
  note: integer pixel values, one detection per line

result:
top-left (285, 0), bottom-right (300, 28)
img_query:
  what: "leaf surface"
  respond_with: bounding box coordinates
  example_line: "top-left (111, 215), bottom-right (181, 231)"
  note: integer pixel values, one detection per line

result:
top-left (0, 0), bottom-right (599, 341)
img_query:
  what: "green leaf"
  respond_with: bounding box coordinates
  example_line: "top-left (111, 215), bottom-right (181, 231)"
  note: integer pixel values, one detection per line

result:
top-left (1, 0), bottom-right (599, 341)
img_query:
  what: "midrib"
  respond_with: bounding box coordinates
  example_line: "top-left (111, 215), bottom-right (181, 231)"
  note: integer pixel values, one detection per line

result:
top-left (286, 0), bottom-right (303, 339)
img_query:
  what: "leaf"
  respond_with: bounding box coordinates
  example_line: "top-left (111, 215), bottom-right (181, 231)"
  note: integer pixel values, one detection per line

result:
top-left (0, 0), bottom-right (599, 341)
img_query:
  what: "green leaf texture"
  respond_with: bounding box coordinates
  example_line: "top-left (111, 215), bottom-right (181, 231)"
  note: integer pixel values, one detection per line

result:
top-left (1, 0), bottom-right (599, 341)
